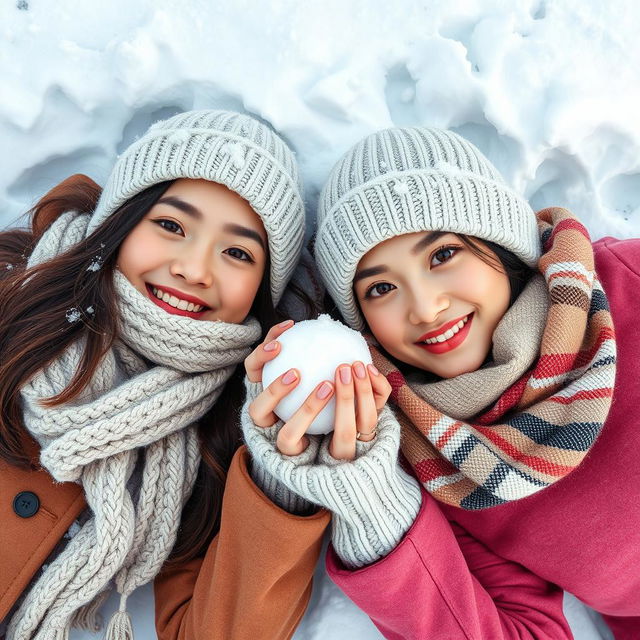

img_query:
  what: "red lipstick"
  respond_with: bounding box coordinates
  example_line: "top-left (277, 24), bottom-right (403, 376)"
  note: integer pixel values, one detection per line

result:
top-left (415, 313), bottom-right (473, 355)
top-left (146, 284), bottom-right (211, 319)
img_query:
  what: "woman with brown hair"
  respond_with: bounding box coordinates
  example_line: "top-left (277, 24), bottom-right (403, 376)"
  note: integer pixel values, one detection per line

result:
top-left (0, 110), bottom-right (329, 640)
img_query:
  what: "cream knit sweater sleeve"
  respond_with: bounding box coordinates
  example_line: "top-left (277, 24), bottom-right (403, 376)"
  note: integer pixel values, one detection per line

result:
top-left (243, 380), bottom-right (318, 515)
top-left (242, 379), bottom-right (422, 568)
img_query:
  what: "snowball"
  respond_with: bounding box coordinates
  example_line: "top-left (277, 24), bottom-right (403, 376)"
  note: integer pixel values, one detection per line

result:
top-left (262, 314), bottom-right (372, 435)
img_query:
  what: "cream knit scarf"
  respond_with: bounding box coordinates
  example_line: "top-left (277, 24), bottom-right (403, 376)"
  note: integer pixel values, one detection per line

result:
top-left (8, 212), bottom-right (261, 640)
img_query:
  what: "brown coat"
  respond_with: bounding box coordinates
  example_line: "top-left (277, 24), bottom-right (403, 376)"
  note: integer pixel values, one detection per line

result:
top-left (1, 443), bottom-right (330, 639)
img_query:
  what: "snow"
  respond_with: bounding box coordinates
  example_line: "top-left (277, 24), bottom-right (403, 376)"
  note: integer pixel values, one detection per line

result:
top-left (2, 1), bottom-right (637, 638)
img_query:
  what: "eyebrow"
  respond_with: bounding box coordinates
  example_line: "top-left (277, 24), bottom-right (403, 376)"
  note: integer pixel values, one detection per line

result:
top-left (157, 196), bottom-right (202, 220)
top-left (223, 223), bottom-right (266, 251)
top-left (353, 230), bottom-right (448, 284)
top-left (156, 196), bottom-right (266, 251)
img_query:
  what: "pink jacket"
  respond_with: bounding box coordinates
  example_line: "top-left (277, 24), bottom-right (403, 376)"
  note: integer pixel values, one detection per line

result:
top-left (327, 237), bottom-right (640, 640)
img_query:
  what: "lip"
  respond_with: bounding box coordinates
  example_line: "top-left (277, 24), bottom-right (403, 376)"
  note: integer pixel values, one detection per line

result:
top-left (145, 283), bottom-right (211, 319)
top-left (415, 313), bottom-right (473, 355)
top-left (148, 284), bottom-right (209, 307)
top-left (417, 313), bottom-right (471, 342)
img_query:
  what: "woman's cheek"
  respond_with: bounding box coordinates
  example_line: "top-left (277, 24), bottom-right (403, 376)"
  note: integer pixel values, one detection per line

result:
top-left (226, 269), bottom-right (263, 316)
top-left (366, 308), bottom-right (399, 351)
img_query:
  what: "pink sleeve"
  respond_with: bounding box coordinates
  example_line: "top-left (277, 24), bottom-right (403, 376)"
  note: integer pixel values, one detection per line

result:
top-left (326, 490), bottom-right (572, 640)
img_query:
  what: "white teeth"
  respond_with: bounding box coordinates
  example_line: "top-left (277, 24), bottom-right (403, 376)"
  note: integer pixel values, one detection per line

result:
top-left (150, 287), bottom-right (205, 312)
top-left (422, 315), bottom-right (470, 344)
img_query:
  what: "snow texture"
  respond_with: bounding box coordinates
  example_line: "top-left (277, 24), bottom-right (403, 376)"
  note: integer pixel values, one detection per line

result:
top-left (1, 1), bottom-right (634, 638)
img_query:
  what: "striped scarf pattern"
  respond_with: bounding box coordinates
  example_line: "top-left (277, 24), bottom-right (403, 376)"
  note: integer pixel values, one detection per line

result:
top-left (371, 207), bottom-right (616, 509)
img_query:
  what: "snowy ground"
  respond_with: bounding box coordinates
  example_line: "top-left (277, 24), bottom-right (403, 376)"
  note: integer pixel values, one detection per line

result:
top-left (3, 1), bottom-right (639, 638)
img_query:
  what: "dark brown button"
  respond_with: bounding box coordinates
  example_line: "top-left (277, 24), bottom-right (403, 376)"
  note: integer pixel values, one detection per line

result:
top-left (13, 491), bottom-right (40, 518)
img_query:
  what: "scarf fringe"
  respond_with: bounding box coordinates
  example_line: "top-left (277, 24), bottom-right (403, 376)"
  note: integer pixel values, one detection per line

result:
top-left (103, 611), bottom-right (134, 640)
top-left (103, 596), bottom-right (134, 640)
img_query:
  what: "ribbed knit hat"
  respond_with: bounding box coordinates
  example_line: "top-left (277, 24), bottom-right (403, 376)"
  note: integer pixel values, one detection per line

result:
top-left (315, 126), bottom-right (540, 329)
top-left (88, 110), bottom-right (305, 304)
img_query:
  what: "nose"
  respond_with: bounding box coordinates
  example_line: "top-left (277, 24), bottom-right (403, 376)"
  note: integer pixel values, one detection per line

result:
top-left (169, 246), bottom-right (214, 288)
top-left (407, 286), bottom-right (450, 325)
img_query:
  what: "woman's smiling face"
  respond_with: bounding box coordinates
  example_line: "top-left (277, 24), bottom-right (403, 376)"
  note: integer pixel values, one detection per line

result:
top-left (353, 231), bottom-right (511, 379)
top-left (118, 178), bottom-right (268, 324)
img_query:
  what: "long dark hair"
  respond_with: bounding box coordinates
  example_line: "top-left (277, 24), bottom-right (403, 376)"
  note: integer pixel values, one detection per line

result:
top-left (0, 174), bottom-right (316, 563)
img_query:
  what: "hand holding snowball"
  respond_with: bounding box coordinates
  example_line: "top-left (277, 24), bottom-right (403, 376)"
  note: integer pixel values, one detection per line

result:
top-left (244, 316), bottom-right (391, 460)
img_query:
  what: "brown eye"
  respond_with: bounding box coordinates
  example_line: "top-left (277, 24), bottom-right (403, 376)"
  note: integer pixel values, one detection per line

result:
top-left (365, 282), bottom-right (396, 299)
top-left (224, 247), bottom-right (254, 263)
top-left (431, 246), bottom-right (458, 266)
top-left (154, 219), bottom-right (183, 235)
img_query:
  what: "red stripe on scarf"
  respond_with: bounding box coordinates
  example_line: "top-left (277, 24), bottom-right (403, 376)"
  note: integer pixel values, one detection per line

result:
top-left (436, 421), bottom-right (463, 448)
top-left (548, 387), bottom-right (613, 404)
top-left (472, 424), bottom-right (575, 476)
top-left (387, 370), bottom-right (405, 403)
top-left (575, 327), bottom-right (615, 368)
top-left (548, 270), bottom-right (591, 287)
top-left (532, 326), bottom-right (615, 381)
top-left (476, 374), bottom-right (532, 424)
top-left (550, 217), bottom-right (591, 243)
top-left (415, 457), bottom-right (458, 483)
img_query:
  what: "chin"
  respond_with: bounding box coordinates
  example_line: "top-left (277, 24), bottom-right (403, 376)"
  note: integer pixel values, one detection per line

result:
top-left (419, 352), bottom-right (488, 379)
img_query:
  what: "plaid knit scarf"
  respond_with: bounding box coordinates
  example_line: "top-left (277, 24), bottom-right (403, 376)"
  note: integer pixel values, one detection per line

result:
top-left (370, 207), bottom-right (616, 509)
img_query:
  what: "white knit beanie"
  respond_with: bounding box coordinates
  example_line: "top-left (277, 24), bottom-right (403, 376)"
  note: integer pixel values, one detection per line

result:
top-left (314, 126), bottom-right (539, 330)
top-left (88, 110), bottom-right (305, 304)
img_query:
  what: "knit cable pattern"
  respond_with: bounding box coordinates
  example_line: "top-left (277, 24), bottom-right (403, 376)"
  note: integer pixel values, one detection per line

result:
top-left (241, 379), bottom-right (422, 569)
top-left (8, 211), bottom-right (261, 640)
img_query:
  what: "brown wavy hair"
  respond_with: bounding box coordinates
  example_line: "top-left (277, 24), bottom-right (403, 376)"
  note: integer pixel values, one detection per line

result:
top-left (0, 174), bottom-right (315, 563)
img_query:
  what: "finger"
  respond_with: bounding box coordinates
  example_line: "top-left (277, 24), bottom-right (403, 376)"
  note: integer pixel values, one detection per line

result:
top-left (244, 319), bottom-right (294, 382)
top-left (352, 361), bottom-right (377, 441)
top-left (276, 380), bottom-right (335, 455)
top-left (330, 364), bottom-right (357, 460)
top-left (367, 363), bottom-right (392, 412)
top-left (264, 318), bottom-right (294, 343)
top-left (248, 368), bottom-right (300, 427)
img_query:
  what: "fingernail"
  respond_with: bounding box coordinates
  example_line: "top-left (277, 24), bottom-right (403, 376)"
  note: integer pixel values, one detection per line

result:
top-left (263, 341), bottom-right (278, 352)
top-left (282, 369), bottom-right (298, 384)
top-left (279, 319), bottom-right (293, 327)
top-left (316, 382), bottom-right (333, 399)
top-left (368, 364), bottom-right (380, 376)
top-left (353, 362), bottom-right (366, 379)
top-left (339, 366), bottom-right (352, 384)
